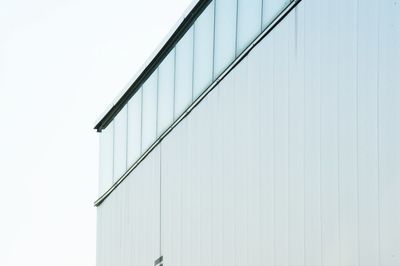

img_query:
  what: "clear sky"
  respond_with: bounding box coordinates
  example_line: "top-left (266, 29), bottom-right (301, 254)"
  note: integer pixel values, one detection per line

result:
top-left (0, 0), bottom-right (191, 265)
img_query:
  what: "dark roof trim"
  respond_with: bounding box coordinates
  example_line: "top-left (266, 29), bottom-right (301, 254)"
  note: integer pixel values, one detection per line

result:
top-left (94, 0), bottom-right (302, 206)
top-left (94, 0), bottom-right (212, 132)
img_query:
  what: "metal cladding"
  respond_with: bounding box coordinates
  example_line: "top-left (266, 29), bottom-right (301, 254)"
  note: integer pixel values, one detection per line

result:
top-left (96, 0), bottom-right (400, 266)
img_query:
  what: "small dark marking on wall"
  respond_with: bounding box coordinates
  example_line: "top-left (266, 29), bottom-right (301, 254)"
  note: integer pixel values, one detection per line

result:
top-left (154, 255), bottom-right (163, 266)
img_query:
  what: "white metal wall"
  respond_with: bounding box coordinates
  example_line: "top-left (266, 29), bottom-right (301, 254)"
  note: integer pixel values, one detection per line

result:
top-left (97, 0), bottom-right (400, 265)
top-left (96, 146), bottom-right (161, 266)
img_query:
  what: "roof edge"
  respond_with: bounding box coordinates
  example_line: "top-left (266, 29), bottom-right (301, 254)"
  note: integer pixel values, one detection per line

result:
top-left (94, 0), bottom-right (211, 132)
top-left (94, 0), bottom-right (302, 206)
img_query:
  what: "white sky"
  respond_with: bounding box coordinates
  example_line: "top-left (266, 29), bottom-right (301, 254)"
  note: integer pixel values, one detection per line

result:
top-left (0, 0), bottom-right (192, 265)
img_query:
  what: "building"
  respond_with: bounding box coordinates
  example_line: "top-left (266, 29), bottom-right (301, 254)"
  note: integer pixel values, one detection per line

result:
top-left (94, 0), bottom-right (400, 265)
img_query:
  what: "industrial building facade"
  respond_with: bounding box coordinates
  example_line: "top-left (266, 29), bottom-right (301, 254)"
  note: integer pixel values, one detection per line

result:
top-left (94, 0), bottom-right (400, 265)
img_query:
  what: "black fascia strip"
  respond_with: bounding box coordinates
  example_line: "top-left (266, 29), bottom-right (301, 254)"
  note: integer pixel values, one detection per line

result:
top-left (94, 0), bottom-right (212, 132)
top-left (94, 0), bottom-right (302, 207)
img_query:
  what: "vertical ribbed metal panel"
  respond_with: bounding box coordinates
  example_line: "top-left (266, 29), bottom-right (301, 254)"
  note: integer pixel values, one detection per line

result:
top-left (97, 147), bottom-right (160, 266)
top-left (158, 1), bottom-right (400, 265)
top-left (97, 1), bottom-right (400, 265)
top-left (358, 0), bottom-right (380, 264)
top-left (303, 0), bottom-right (322, 265)
top-left (320, 0), bottom-right (340, 265)
top-left (337, 0), bottom-right (358, 264)
top-left (288, 5), bottom-right (305, 266)
top-left (379, 1), bottom-right (400, 265)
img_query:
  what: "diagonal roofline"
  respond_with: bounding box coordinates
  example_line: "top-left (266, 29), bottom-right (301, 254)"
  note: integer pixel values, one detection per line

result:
top-left (94, 0), bottom-right (302, 206)
top-left (94, 0), bottom-right (211, 132)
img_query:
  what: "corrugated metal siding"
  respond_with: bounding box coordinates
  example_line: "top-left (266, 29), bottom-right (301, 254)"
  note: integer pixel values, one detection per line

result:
top-left (96, 146), bottom-right (161, 266)
top-left (96, 0), bottom-right (400, 265)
